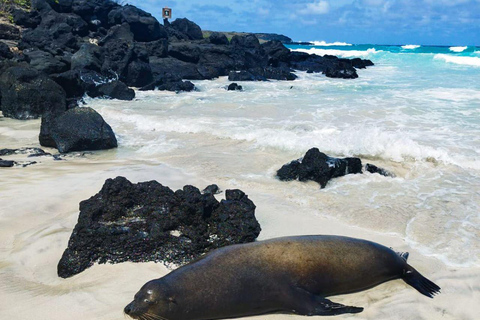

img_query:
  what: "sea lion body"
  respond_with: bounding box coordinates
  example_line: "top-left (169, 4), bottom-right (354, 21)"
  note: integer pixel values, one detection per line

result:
top-left (125, 235), bottom-right (440, 319)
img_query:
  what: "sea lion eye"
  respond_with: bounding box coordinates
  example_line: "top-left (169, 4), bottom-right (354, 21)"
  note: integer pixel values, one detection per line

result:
top-left (144, 299), bottom-right (150, 303)
top-left (147, 290), bottom-right (153, 295)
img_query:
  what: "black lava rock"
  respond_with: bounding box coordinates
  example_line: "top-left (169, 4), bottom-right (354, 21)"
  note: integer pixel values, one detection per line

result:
top-left (0, 160), bottom-right (15, 167)
top-left (57, 176), bottom-right (261, 278)
top-left (140, 73), bottom-right (195, 92)
top-left (0, 147), bottom-right (50, 157)
top-left (71, 43), bottom-right (104, 72)
top-left (108, 5), bottom-right (166, 42)
top-left (24, 49), bottom-right (69, 74)
top-left (169, 18), bottom-right (203, 40)
top-left (0, 23), bottom-right (20, 40)
top-left (227, 83), bottom-right (243, 91)
top-left (365, 163), bottom-right (395, 177)
top-left (276, 148), bottom-right (363, 188)
top-left (208, 32), bottom-right (229, 45)
top-left (0, 42), bottom-right (13, 60)
top-left (12, 9), bottom-right (42, 29)
top-left (40, 107), bottom-right (117, 153)
top-left (87, 80), bottom-right (135, 100)
top-left (0, 66), bottom-right (66, 120)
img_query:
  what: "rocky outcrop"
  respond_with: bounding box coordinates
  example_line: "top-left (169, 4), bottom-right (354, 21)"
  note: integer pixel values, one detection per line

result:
top-left (0, 0), bottom-right (374, 155)
top-left (0, 66), bottom-right (66, 120)
top-left (0, 23), bottom-right (21, 40)
top-left (71, 43), bottom-right (104, 72)
top-left (0, 42), bottom-right (13, 60)
top-left (24, 49), bottom-right (69, 74)
top-left (57, 176), bottom-right (261, 278)
top-left (39, 107), bottom-right (117, 153)
top-left (169, 18), bottom-right (203, 40)
top-left (208, 32), bottom-right (229, 45)
top-left (277, 148), bottom-right (394, 188)
top-left (107, 4), bottom-right (167, 42)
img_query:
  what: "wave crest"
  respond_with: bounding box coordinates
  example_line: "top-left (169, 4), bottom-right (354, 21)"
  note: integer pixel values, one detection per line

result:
top-left (449, 46), bottom-right (467, 52)
top-left (402, 45), bottom-right (421, 49)
top-left (310, 41), bottom-right (352, 46)
top-left (434, 54), bottom-right (480, 67)
top-left (291, 47), bottom-right (381, 58)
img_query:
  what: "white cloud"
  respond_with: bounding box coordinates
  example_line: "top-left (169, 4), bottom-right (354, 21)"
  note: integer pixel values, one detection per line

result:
top-left (299, 1), bottom-right (330, 15)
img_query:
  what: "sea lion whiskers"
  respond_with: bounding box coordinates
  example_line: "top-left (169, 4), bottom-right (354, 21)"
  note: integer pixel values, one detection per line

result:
top-left (143, 313), bottom-right (167, 320)
top-left (145, 312), bottom-right (168, 320)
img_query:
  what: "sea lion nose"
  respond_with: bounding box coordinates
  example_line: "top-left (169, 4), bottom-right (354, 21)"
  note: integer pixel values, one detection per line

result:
top-left (124, 302), bottom-right (133, 315)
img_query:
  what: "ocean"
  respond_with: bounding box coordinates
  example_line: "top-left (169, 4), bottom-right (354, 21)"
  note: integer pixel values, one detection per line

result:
top-left (1, 43), bottom-right (479, 319)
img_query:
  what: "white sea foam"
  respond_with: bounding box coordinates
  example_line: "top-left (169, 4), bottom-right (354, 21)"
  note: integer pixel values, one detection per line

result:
top-left (401, 44), bottom-right (420, 49)
top-left (291, 47), bottom-right (381, 58)
top-left (449, 46), bottom-right (468, 52)
top-left (434, 54), bottom-right (480, 67)
top-left (94, 103), bottom-right (480, 171)
top-left (310, 40), bottom-right (352, 46)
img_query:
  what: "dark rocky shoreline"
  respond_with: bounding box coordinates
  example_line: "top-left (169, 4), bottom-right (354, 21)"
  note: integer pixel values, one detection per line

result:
top-left (0, 0), bottom-right (373, 154)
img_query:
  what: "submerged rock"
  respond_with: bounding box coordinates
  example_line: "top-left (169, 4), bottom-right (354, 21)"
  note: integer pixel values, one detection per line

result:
top-left (277, 148), bottom-right (362, 188)
top-left (365, 163), bottom-right (395, 177)
top-left (57, 176), bottom-right (261, 278)
top-left (227, 83), bottom-right (243, 91)
top-left (0, 159), bottom-right (15, 167)
top-left (87, 80), bottom-right (135, 100)
top-left (0, 147), bottom-right (50, 157)
top-left (277, 148), bottom-right (393, 188)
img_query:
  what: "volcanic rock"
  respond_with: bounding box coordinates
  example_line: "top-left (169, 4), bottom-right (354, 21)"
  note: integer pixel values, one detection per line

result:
top-left (40, 107), bottom-right (117, 153)
top-left (169, 18), bottom-right (203, 40)
top-left (276, 148), bottom-right (363, 188)
top-left (0, 66), bottom-right (66, 120)
top-left (227, 83), bottom-right (243, 91)
top-left (57, 176), bottom-right (261, 278)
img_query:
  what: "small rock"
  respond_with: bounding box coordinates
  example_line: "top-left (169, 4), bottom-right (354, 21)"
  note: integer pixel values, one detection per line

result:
top-left (202, 184), bottom-right (221, 195)
top-left (0, 160), bottom-right (15, 167)
top-left (227, 83), bottom-right (243, 91)
top-left (277, 148), bottom-right (362, 188)
top-left (365, 163), bottom-right (395, 177)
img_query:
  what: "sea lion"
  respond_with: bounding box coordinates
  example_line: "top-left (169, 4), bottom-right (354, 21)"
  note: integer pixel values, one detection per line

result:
top-left (124, 235), bottom-right (440, 319)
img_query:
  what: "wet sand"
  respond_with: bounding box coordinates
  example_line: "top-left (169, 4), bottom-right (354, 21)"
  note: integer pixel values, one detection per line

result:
top-left (1, 116), bottom-right (479, 320)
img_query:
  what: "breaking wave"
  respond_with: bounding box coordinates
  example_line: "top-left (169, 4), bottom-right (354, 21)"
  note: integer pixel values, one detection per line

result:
top-left (291, 47), bottom-right (381, 58)
top-left (434, 54), bottom-right (480, 67)
top-left (310, 41), bottom-right (353, 46)
top-left (449, 46), bottom-right (467, 53)
top-left (402, 44), bottom-right (421, 50)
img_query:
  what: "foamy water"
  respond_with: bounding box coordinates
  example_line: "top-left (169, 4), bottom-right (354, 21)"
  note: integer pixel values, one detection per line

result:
top-left (292, 47), bottom-right (381, 58)
top-left (1, 44), bottom-right (480, 320)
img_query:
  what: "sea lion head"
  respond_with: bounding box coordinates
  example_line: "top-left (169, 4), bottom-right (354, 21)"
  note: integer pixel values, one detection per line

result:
top-left (124, 279), bottom-right (175, 320)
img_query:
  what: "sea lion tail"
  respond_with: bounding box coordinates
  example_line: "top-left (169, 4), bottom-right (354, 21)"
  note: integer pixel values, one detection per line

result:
top-left (402, 265), bottom-right (441, 298)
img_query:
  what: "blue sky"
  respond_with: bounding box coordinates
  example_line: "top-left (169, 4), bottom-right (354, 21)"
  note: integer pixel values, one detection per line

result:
top-left (127, 0), bottom-right (480, 45)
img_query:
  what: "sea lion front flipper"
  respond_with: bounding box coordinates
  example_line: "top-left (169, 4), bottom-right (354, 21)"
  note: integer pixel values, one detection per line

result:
top-left (312, 298), bottom-right (364, 316)
top-left (288, 287), bottom-right (363, 316)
